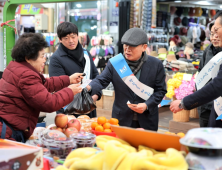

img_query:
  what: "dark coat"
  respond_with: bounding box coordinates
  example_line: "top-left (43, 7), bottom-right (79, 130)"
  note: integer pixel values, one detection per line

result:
top-left (184, 63), bottom-right (222, 127)
top-left (197, 44), bottom-right (214, 116)
top-left (90, 53), bottom-right (167, 131)
top-left (0, 61), bottom-right (73, 140)
top-left (49, 45), bottom-right (101, 118)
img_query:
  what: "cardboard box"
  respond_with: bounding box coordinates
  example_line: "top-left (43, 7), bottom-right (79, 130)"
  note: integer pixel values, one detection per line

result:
top-left (111, 125), bottom-right (181, 151)
top-left (0, 139), bottom-right (43, 170)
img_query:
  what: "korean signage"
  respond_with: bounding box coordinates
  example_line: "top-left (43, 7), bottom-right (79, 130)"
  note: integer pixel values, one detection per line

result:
top-left (16, 5), bottom-right (44, 15)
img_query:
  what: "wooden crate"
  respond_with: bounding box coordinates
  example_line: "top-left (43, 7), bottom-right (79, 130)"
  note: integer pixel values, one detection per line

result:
top-left (95, 91), bottom-right (115, 119)
top-left (103, 94), bottom-right (115, 110)
top-left (96, 108), bottom-right (112, 119)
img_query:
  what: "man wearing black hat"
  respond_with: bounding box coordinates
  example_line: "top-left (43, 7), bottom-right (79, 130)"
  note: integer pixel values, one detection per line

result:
top-left (86, 28), bottom-right (167, 131)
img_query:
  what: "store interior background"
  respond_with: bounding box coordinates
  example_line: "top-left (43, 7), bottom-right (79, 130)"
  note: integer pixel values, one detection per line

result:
top-left (0, 0), bottom-right (222, 132)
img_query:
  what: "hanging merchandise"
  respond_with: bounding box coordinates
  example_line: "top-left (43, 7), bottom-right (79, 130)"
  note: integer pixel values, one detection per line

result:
top-left (147, 28), bottom-right (168, 60)
top-left (78, 32), bottom-right (90, 48)
top-left (151, 0), bottom-right (156, 28)
top-left (141, 0), bottom-right (152, 30)
top-left (90, 35), bottom-right (115, 73)
top-left (42, 33), bottom-right (57, 47)
top-left (133, 0), bottom-right (139, 28)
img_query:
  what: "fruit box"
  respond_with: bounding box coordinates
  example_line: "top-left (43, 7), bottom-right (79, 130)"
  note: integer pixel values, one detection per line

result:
top-left (91, 129), bottom-right (117, 137)
top-left (0, 139), bottom-right (43, 170)
top-left (111, 125), bottom-right (181, 151)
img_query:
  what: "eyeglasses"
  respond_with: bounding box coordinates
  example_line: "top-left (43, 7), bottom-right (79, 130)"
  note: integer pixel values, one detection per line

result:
top-left (214, 26), bottom-right (222, 33)
top-left (209, 32), bottom-right (217, 37)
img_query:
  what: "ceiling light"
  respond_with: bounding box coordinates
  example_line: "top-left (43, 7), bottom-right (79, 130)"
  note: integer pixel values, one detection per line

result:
top-left (220, 5), bottom-right (222, 8)
top-left (174, 1), bottom-right (181, 2)
top-left (76, 4), bottom-right (82, 8)
top-left (192, 1), bottom-right (212, 5)
top-left (97, 1), bottom-right (101, 6)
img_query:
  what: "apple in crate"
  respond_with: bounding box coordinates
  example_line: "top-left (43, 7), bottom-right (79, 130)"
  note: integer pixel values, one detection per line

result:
top-left (67, 119), bottom-right (81, 131)
top-left (64, 127), bottom-right (78, 137)
top-left (55, 114), bottom-right (68, 128)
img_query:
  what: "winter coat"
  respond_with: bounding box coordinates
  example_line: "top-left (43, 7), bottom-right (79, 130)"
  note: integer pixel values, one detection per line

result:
top-left (198, 44), bottom-right (222, 116)
top-left (49, 45), bottom-right (101, 118)
top-left (0, 61), bottom-right (73, 140)
top-left (90, 53), bottom-right (167, 131)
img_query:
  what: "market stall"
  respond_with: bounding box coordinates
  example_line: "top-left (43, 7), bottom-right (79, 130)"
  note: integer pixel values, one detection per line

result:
top-left (1, 113), bottom-right (221, 170)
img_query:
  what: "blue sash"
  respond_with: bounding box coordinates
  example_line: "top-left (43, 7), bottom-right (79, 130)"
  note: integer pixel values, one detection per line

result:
top-left (109, 53), bottom-right (154, 100)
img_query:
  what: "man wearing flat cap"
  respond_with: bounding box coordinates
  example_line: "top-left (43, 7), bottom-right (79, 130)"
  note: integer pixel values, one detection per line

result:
top-left (86, 28), bottom-right (167, 131)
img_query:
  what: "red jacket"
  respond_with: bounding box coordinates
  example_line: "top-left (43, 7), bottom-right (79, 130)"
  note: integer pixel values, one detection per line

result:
top-left (0, 61), bottom-right (74, 140)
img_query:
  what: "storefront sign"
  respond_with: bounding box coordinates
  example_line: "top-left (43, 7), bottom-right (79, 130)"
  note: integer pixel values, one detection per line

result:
top-left (112, 9), bottom-right (119, 17)
top-left (16, 5), bottom-right (44, 15)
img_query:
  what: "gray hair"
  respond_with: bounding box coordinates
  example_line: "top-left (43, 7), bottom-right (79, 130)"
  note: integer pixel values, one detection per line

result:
top-left (214, 10), bottom-right (222, 25)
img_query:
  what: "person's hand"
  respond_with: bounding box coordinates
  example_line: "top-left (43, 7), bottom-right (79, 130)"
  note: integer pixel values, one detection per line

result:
top-left (127, 103), bottom-right (147, 114)
top-left (69, 73), bottom-right (84, 84)
top-left (170, 100), bottom-right (183, 113)
top-left (68, 84), bottom-right (82, 95)
top-left (91, 94), bottom-right (99, 103)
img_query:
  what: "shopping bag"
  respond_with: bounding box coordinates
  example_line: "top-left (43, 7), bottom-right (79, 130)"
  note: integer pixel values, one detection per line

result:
top-left (64, 88), bottom-right (97, 115)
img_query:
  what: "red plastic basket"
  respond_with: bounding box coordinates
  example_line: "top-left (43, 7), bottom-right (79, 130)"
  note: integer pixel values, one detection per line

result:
top-left (91, 129), bottom-right (116, 137)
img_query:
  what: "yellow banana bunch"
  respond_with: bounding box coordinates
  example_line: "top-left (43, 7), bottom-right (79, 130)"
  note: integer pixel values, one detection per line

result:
top-left (116, 150), bottom-right (153, 170)
top-left (56, 136), bottom-right (188, 170)
top-left (69, 151), bottom-right (104, 170)
top-left (63, 147), bottom-right (97, 168)
top-left (138, 145), bottom-right (165, 155)
top-left (103, 140), bottom-right (136, 170)
top-left (96, 135), bottom-right (131, 150)
top-left (132, 148), bottom-right (188, 170)
top-left (56, 165), bottom-right (69, 170)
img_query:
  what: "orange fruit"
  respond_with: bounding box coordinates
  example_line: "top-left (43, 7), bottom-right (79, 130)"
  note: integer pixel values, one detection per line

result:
top-left (104, 129), bottom-right (112, 133)
top-left (109, 118), bottom-right (119, 125)
top-left (95, 125), bottom-right (104, 132)
top-left (103, 123), bottom-right (111, 129)
top-left (106, 119), bottom-right (109, 123)
top-left (97, 117), bottom-right (107, 125)
top-left (91, 122), bottom-right (99, 130)
top-left (177, 132), bottom-right (185, 138)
